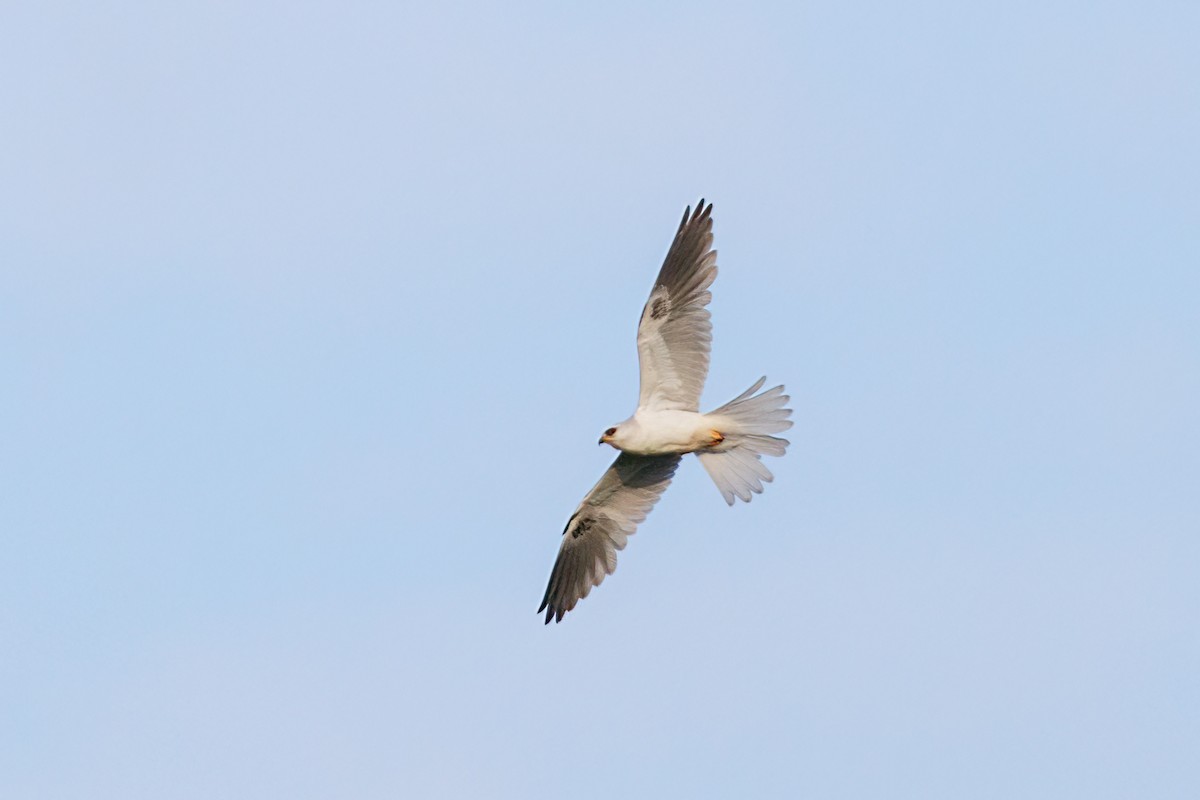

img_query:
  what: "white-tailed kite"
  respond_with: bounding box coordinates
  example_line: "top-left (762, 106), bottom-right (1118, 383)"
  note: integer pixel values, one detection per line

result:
top-left (539, 200), bottom-right (793, 624)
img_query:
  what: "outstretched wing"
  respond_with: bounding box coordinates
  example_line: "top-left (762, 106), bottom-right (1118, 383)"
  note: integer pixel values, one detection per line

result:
top-left (636, 200), bottom-right (718, 412)
top-left (539, 453), bottom-right (682, 624)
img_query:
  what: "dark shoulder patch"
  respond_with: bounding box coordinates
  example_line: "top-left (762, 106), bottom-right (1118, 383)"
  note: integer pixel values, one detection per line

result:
top-left (650, 296), bottom-right (669, 320)
top-left (570, 516), bottom-right (595, 539)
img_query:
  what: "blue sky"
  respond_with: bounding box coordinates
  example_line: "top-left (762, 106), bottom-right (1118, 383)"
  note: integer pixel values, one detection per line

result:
top-left (2, 2), bottom-right (1197, 797)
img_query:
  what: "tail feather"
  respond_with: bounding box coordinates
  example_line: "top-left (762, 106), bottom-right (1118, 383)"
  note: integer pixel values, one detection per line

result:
top-left (696, 377), bottom-right (793, 505)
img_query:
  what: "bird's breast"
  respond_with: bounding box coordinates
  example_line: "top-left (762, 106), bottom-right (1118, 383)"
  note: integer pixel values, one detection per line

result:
top-left (619, 410), bottom-right (712, 456)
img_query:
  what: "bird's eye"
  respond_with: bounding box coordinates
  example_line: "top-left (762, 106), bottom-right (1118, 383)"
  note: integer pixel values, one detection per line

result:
top-left (605, 427), bottom-right (617, 437)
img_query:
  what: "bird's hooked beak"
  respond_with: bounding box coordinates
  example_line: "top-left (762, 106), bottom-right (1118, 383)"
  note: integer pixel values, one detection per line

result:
top-left (598, 435), bottom-right (609, 446)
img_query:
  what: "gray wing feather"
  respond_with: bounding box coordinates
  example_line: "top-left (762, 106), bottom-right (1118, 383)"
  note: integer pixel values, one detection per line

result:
top-left (636, 200), bottom-right (718, 412)
top-left (539, 453), bottom-right (682, 623)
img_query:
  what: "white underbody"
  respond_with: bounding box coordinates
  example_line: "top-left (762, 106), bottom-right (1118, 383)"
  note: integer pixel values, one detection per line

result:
top-left (605, 408), bottom-right (728, 456)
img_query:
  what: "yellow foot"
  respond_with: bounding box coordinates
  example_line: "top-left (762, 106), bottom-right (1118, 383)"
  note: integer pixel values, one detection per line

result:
top-left (709, 429), bottom-right (725, 446)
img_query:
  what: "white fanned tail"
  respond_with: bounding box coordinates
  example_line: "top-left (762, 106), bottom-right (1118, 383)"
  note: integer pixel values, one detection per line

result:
top-left (696, 377), bottom-right (793, 505)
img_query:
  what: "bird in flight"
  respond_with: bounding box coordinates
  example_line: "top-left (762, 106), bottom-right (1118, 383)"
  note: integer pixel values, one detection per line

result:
top-left (539, 199), bottom-right (793, 624)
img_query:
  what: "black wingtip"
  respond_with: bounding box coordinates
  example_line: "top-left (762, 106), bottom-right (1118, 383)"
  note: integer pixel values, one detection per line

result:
top-left (679, 198), bottom-right (713, 230)
top-left (685, 198), bottom-right (713, 226)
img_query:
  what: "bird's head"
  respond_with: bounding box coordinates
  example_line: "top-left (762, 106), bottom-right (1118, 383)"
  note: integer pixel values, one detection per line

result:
top-left (599, 426), bottom-right (618, 447)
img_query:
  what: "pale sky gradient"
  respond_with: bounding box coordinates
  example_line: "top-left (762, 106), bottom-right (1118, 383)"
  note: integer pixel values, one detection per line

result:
top-left (3, 2), bottom-right (1198, 798)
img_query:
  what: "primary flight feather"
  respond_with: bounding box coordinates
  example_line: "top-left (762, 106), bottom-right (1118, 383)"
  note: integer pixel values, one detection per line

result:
top-left (539, 200), bottom-right (793, 624)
